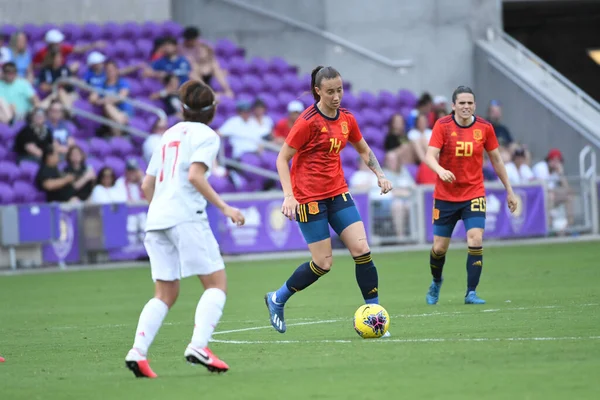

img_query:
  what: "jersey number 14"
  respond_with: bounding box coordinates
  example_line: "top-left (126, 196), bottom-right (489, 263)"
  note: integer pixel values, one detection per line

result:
top-left (159, 141), bottom-right (181, 182)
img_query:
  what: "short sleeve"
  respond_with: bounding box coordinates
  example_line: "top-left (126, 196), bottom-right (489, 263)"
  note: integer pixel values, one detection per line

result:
top-left (190, 133), bottom-right (221, 171)
top-left (428, 121), bottom-right (444, 149)
top-left (484, 124), bottom-right (499, 152)
top-left (151, 59), bottom-right (164, 70)
top-left (22, 80), bottom-right (35, 98)
top-left (407, 129), bottom-right (421, 142)
top-left (146, 147), bottom-right (162, 177)
top-left (285, 118), bottom-right (310, 150)
top-left (118, 78), bottom-right (130, 91)
top-left (348, 114), bottom-right (363, 143)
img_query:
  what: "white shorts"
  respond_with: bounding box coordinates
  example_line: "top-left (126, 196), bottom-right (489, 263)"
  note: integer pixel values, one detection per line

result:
top-left (144, 220), bottom-right (225, 281)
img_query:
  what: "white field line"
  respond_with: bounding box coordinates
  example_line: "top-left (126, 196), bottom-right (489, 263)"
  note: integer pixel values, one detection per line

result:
top-left (211, 336), bottom-right (600, 345)
top-left (48, 303), bottom-right (598, 331)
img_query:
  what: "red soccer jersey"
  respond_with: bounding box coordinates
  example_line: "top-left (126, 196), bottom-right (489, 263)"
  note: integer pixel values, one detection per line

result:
top-left (33, 44), bottom-right (74, 65)
top-left (429, 115), bottom-right (499, 202)
top-left (286, 105), bottom-right (362, 204)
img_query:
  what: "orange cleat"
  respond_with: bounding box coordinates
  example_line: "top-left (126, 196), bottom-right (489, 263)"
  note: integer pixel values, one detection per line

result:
top-left (184, 345), bottom-right (229, 373)
top-left (125, 348), bottom-right (157, 378)
top-left (0, 356), bottom-right (5, 363)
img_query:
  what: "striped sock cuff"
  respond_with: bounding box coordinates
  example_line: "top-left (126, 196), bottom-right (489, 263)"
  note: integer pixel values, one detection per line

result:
top-left (353, 252), bottom-right (373, 265)
top-left (309, 261), bottom-right (328, 277)
top-left (468, 246), bottom-right (483, 256)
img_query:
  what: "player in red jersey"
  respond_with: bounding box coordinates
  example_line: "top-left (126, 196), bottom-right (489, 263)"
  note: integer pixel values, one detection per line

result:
top-left (264, 66), bottom-right (392, 334)
top-left (424, 86), bottom-right (518, 305)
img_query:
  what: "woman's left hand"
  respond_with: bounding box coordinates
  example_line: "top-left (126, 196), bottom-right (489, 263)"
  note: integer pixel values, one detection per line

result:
top-left (378, 176), bottom-right (393, 195)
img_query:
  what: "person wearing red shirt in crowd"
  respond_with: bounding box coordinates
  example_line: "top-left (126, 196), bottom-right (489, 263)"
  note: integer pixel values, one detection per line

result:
top-left (264, 66), bottom-right (392, 335)
top-left (272, 100), bottom-right (304, 144)
top-left (424, 86), bottom-right (517, 305)
top-left (32, 29), bottom-right (104, 67)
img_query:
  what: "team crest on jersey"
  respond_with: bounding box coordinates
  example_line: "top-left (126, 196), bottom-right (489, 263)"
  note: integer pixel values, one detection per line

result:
top-left (308, 202), bottom-right (320, 215)
top-left (341, 121), bottom-right (349, 136)
top-left (473, 129), bottom-right (483, 141)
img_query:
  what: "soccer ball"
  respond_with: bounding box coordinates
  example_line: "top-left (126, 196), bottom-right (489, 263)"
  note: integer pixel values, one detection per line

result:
top-left (353, 304), bottom-right (390, 339)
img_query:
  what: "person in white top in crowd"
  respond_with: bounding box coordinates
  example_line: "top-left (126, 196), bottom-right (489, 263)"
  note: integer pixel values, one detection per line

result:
top-left (89, 167), bottom-right (126, 204)
top-left (533, 148), bottom-right (573, 232)
top-left (217, 99), bottom-right (264, 159)
top-left (143, 117), bottom-right (168, 163)
top-left (125, 80), bottom-right (245, 379)
top-left (505, 147), bottom-right (534, 185)
top-left (407, 113), bottom-right (432, 163)
top-left (249, 98), bottom-right (273, 138)
top-left (114, 159), bottom-right (144, 202)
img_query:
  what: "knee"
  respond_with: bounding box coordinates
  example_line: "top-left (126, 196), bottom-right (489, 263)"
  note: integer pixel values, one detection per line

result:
top-left (467, 231), bottom-right (483, 248)
top-left (315, 256), bottom-right (333, 271)
top-left (350, 240), bottom-right (371, 258)
top-left (156, 292), bottom-right (178, 309)
top-left (432, 239), bottom-right (449, 255)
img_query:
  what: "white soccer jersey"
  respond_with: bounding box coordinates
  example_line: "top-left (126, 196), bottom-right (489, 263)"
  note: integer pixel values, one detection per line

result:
top-left (145, 121), bottom-right (221, 231)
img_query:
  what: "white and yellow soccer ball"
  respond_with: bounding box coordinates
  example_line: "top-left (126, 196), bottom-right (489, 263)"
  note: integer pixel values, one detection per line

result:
top-left (353, 304), bottom-right (390, 338)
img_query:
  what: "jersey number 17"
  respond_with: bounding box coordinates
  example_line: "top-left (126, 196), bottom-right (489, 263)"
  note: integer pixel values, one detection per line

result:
top-left (159, 141), bottom-right (181, 182)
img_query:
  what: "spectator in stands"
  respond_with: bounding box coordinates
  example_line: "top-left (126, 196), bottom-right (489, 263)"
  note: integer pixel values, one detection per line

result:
top-left (35, 145), bottom-right (78, 203)
top-left (13, 108), bottom-right (53, 163)
top-left (63, 144), bottom-right (95, 201)
top-left (149, 74), bottom-right (182, 117)
top-left (147, 37), bottom-right (191, 85)
top-left (46, 100), bottom-right (75, 154)
top-left (90, 166), bottom-right (125, 204)
top-left (89, 60), bottom-right (132, 136)
top-left (0, 62), bottom-right (38, 123)
top-left (143, 117), bottom-right (168, 162)
top-left (8, 32), bottom-right (33, 82)
top-left (38, 51), bottom-right (77, 110)
top-left (407, 92), bottom-right (434, 129)
top-left (250, 98), bottom-right (273, 139)
top-left (505, 147), bottom-right (534, 185)
top-left (487, 100), bottom-right (514, 149)
top-left (0, 33), bottom-right (10, 68)
top-left (384, 113), bottom-right (416, 166)
top-left (407, 113), bottom-right (432, 163)
top-left (432, 96), bottom-right (449, 125)
top-left (218, 99), bottom-right (264, 159)
top-left (272, 100), bottom-right (303, 144)
top-left (179, 26), bottom-right (234, 98)
top-left (32, 29), bottom-right (104, 67)
top-left (114, 158), bottom-right (145, 202)
top-left (150, 37), bottom-right (166, 62)
top-left (83, 51), bottom-right (107, 89)
top-left (533, 148), bottom-right (573, 232)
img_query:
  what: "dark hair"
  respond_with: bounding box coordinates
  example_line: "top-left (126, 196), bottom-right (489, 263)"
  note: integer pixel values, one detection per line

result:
top-left (452, 86), bottom-right (475, 103)
top-left (179, 80), bottom-right (216, 124)
top-left (97, 167), bottom-right (116, 186)
top-left (310, 65), bottom-right (341, 101)
top-left (162, 36), bottom-right (177, 46)
top-left (417, 93), bottom-right (433, 108)
top-left (40, 145), bottom-right (56, 165)
top-left (162, 73), bottom-right (177, 86)
top-left (66, 144), bottom-right (87, 169)
top-left (252, 98), bottom-right (266, 109)
top-left (388, 113), bottom-right (405, 134)
top-left (2, 61), bottom-right (16, 72)
top-left (183, 26), bottom-right (200, 40)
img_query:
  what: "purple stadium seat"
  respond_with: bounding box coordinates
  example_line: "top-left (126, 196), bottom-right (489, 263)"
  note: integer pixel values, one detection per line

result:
top-left (340, 148), bottom-right (358, 168)
top-left (128, 80), bottom-right (143, 98)
top-left (260, 151), bottom-right (278, 172)
top-left (81, 23), bottom-right (102, 41)
top-left (249, 57), bottom-right (269, 75)
top-left (377, 90), bottom-right (398, 109)
top-left (398, 89), bottom-right (417, 108)
top-left (0, 144), bottom-right (7, 161)
top-left (102, 22), bottom-right (124, 41)
top-left (162, 21), bottom-right (183, 38)
top-left (129, 116), bottom-right (152, 133)
top-left (12, 181), bottom-right (37, 203)
top-left (23, 23), bottom-right (44, 42)
top-left (0, 124), bottom-right (12, 142)
top-left (262, 73), bottom-right (284, 94)
top-left (60, 23), bottom-right (82, 42)
top-left (122, 22), bottom-right (140, 40)
top-left (141, 21), bottom-right (161, 40)
top-left (88, 138), bottom-right (112, 159)
top-left (361, 109), bottom-right (380, 127)
top-left (109, 137), bottom-right (135, 158)
top-left (371, 147), bottom-right (385, 165)
top-left (208, 175), bottom-right (235, 193)
top-left (256, 93), bottom-right (278, 111)
top-left (241, 74), bottom-right (264, 93)
top-left (0, 183), bottom-right (15, 205)
top-left (210, 114), bottom-right (225, 130)
top-left (228, 57), bottom-right (251, 76)
top-left (18, 160), bottom-right (39, 182)
top-left (105, 156), bottom-right (126, 178)
top-left (87, 157), bottom-right (104, 173)
top-left (75, 139), bottom-right (90, 156)
top-left (0, 161), bottom-right (20, 182)
top-left (268, 57), bottom-right (289, 74)
top-left (225, 75), bottom-right (243, 94)
top-left (1, 25), bottom-right (18, 37)
top-left (357, 91), bottom-right (378, 109)
top-left (215, 39), bottom-right (239, 59)
top-left (362, 127), bottom-right (385, 149)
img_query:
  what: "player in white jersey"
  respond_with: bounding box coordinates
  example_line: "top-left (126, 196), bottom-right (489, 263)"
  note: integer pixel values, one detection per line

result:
top-left (125, 80), bottom-right (245, 378)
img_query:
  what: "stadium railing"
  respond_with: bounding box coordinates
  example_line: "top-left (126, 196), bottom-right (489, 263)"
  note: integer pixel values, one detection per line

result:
top-left (2, 171), bottom-right (598, 270)
top-left (52, 77), bottom-right (167, 138)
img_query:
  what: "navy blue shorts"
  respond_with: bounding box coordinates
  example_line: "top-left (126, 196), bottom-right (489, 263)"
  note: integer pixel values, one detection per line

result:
top-left (432, 197), bottom-right (486, 237)
top-left (297, 192), bottom-right (362, 244)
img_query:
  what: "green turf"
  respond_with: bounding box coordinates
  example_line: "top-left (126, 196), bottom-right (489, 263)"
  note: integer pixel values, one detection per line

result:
top-left (1, 241), bottom-right (599, 400)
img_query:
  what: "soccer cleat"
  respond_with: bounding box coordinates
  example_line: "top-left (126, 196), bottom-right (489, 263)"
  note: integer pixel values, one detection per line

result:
top-left (381, 331), bottom-right (391, 338)
top-left (125, 348), bottom-right (157, 378)
top-left (465, 291), bottom-right (486, 304)
top-left (426, 279), bottom-right (443, 305)
top-left (264, 292), bottom-right (286, 333)
top-left (0, 355), bottom-right (5, 362)
top-left (184, 345), bottom-right (229, 373)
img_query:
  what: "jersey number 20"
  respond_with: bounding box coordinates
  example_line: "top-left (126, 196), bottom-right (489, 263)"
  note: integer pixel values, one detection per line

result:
top-left (159, 141), bottom-right (181, 182)
top-left (455, 141), bottom-right (473, 157)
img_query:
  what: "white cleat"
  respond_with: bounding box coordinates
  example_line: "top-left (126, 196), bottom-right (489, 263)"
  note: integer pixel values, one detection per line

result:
top-left (381, 331), bottom-right (392, 338)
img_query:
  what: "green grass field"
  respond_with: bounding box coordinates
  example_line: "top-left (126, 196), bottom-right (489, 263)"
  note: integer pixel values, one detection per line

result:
top-left (1, 241), bottom-right (599, 400)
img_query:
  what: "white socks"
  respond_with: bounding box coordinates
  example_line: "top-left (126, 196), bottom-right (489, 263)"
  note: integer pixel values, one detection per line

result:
top-left (132, 298), bottom-right (169, 356)
top-left (191, 288), bottom-right (226, 349)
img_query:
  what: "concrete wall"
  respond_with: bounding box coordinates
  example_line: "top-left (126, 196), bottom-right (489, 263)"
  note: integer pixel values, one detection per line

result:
top-left (172, 0), bottom-right (502, 97)
top-left (0, 0), bottom-right (171, 24)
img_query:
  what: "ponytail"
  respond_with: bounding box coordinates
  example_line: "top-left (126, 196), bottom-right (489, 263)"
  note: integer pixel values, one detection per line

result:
top-left (310, 65), bottom-right (341, 102)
